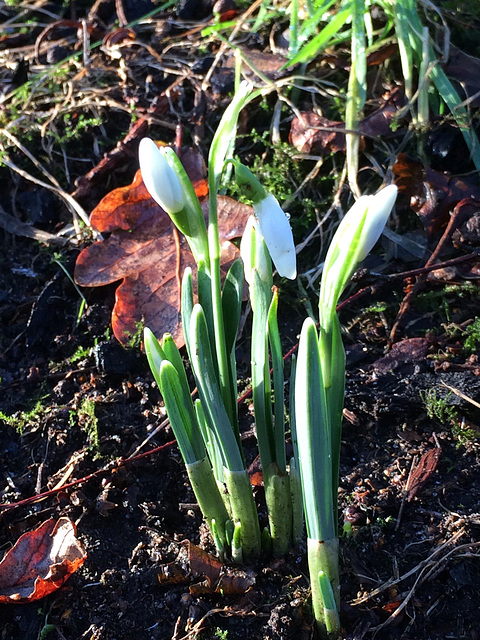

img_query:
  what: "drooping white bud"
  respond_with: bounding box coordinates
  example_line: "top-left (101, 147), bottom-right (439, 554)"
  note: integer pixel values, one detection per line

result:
top-left (139, 138), bottom-right (185, 214)
top-left (253, 194), bottom-right (297, 280)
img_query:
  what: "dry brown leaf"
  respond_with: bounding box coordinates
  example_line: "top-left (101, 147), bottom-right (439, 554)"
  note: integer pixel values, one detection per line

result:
top-left (0, 517), bottom-right (87, 603)
top-left (289, 112), bottom-right (346, 155)
top-left (393, 153), bottom-right (480, 237)
top-left (290, 91), bottom-right (405, 155)
top-left (157, 541), bottom-right (255, 595)
top-left (407, 447), bottom-right (442, 501)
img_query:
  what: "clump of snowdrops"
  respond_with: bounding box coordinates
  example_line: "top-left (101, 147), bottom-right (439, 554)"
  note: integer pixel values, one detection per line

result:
top-left (139, 82), bottom-right (397, 638)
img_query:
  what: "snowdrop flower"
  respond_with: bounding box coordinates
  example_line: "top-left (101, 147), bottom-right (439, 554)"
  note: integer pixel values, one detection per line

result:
top-left (253, 194), bottom-right (297, 280)
top-left (139, 138), bottom-right (185, 214)
top-left (320, 185), bottom-right (397, 317)
top-left (233, 161), bottom-right (297, 280)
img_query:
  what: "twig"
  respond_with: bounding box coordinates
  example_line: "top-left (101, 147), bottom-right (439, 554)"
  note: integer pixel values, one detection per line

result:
top-left (0, 203), bottom-right (68, 245)
top-left (395, 455), bottom-right (417, 531)
top-left (372, 536), bottom-right (480, 635)
top-left (0, 440), bottom-right (176, 515)
top-left (352, 527), bottom-right (466, 606)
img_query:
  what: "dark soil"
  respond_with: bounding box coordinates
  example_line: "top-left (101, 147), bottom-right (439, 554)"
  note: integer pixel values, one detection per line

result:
top-left (1, 2), bottom-right (480, 640)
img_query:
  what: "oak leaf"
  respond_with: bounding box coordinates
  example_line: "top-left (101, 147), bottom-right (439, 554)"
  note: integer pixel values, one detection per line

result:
top-left (0, 517), bottom-right (87, 603)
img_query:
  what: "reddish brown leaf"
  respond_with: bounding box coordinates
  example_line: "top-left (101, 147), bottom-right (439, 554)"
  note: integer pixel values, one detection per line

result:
top-left (289, 112), bottom-right (346, 155)
top-left (407, 447), bottom-right (442, 501)
top-left (373, 337), bottom-right (430, 375)
top-left (75, 148), bottom-right (251, 346)
top-left (359, 89), bottom-right (406, 138)
top-left (367, 42), bottom-right (399, 67)
top-left (156, 541), bottom-right (255, 595)
top-left (224, 47), bottom-right (290, 81)
top-left (393, 153), bottom-right (480, 236)
top-left (188, 540), bottom-right (223, 587)
top-left (290, 92), bottom-right (404, 154)
top-left (247, 454), bottom-right (263, 486)
top-left (0, 518), bottom-right (87, 603)
top-left (382, 600), bottom-right (402, 613)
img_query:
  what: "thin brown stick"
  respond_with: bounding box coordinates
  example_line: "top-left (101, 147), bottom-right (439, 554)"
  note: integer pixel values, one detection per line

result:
top-left (0, 440), bottom-right (176, 514)
top-left (388, 202), bottom-right (471, 345)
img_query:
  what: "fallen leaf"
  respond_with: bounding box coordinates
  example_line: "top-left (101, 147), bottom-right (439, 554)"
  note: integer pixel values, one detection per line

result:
top-left (289, 112), bottom-right (346, 155)
top-left (247, 455), bottom-right (263, 486)
top-left (290, 91), bottom-right (405, 154)
top-left (373, 337), bottom-right (430, 375)
top-left (75, 147), bottom-right (251, 346)
top-left (393, 153), bottom-right (480, 236)
top-left (359, 89), bottom-right (406, 138)
top-left (157, 541), bottom-right (256, 595)
top-left (382, 600), bottom-right (402, 613)
top-left (367, 42), bottom-right (399, 67)
top-left (407, 447), bottom-right (442, 501)
top-left (0, 517), bottom-right (87, 603)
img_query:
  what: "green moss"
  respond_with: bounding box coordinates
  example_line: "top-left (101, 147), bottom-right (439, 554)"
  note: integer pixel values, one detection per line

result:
top-left (69, 345), bottom-right (92, 363)
top-left (463, 317), bottom-right (480, 354)
top-left (421, 388), bottom-right (478, 447)
top-left (421, 388), bottom-right (458, 425)
top-left (70, 398), bottom-right (100, 457)
top-left (0, 399), bottom-right (48, 434)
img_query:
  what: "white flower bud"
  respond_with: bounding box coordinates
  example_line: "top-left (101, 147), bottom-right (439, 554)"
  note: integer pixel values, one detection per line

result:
top-left (139, 138), bottom-right (185, 214)
top-left (253, 194), bottom-right (297, 280)
top-left (356, 184), bottom-right (398, 261)
top-left (320, 185), bottom-right (397, 317)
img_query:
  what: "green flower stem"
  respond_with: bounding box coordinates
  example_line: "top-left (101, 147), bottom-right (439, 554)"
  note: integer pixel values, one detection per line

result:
top-left (264, 462), bottom-right (293, 557)
top-left (208, 202), bottom-right (235, 426)
top-left (206, 83), bottom-right (259, 429)
top-left (318, 314), bottom-right (345, 536)
top-left (345, 0), bottom-right (366, 197)
top-left (307, 537), bottom-right (340, 639)
top-left (186, 457), bottom-right (230, 556)
top-left (251, 268), bottom-right (275, 469)
top-left (224, 468), bottom-right (261, 562)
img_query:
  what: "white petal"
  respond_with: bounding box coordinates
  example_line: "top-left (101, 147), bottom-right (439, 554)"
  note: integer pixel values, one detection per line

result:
top-left (253, 194), bottom-right (297, 279)
top-left (159, 147), bottom-right (185, 210)
top-left (358, 185), bottom-right (398, 261)
top-left (139, 138), bottom-right (184, 214)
